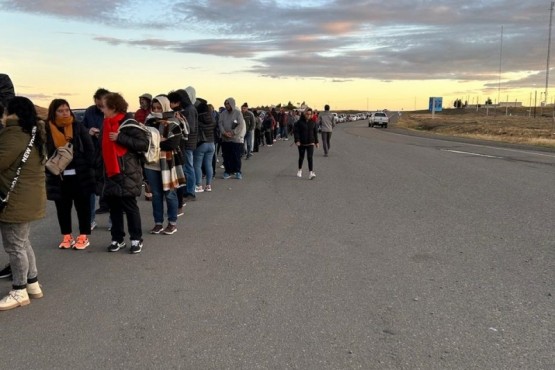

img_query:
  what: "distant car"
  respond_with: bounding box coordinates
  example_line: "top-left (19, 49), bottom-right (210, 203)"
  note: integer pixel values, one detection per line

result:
top-left (72, 108), bottom-right (86, 122)
top-left (369, 112), bottom-right (389, 128)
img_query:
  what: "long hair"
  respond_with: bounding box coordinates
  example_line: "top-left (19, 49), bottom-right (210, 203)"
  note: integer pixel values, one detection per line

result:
top-left (47, 98), bottom-right (74, 124)
top-left (7, 96), bottom-right (47, 161)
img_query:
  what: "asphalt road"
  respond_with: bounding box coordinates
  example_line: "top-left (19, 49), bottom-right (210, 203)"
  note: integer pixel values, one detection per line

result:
top-left (1, 121), bottom-right (554, 369)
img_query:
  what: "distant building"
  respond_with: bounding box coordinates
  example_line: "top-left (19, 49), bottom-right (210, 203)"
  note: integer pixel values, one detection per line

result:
top-left (498, 102), bottom-right (523, 108)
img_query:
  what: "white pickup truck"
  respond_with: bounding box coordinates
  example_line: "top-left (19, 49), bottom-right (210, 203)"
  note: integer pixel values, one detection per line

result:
top-left (368, 112), bottom-right (389, 128)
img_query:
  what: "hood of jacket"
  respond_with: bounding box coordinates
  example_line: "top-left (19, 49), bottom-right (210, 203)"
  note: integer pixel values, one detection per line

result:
top-left (185, 86), bottom-right (196, 106)
top-left (153, 95), bottom-right (172, 112)
top-left (225, 97), bottom-right (236, 110)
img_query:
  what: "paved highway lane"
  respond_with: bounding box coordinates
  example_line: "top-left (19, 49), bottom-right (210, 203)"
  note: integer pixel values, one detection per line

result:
top-left (1, 121), bottom-right (553, 369)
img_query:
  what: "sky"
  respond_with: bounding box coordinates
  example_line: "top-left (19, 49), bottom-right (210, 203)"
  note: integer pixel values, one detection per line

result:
top-left (0, 0), bottom-right (554, 111)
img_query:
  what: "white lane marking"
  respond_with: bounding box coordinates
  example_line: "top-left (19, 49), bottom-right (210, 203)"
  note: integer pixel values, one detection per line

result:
top-left (441, 149), bottom-right (503, 159)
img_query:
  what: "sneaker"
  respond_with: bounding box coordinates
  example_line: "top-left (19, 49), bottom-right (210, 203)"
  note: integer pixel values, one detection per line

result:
top-left (58, 234), bottom-right (75, 249)
top-left (223, 172), bottom-right (231, 179)
top-left (177, 207), bottom-right (184, 217)
top-left (0, 264), bottom-right (12, 279)
top-left (90, 220), bottom-right (97, 231)
top-left (309, 171), bottom-right (316, 180)
top-left (205, 185), bottom-right (212, 192)
top-left (284, 138), bottom-right (289, 141)
top-left (184, 193), bottom-right (197, 201)
top-left (27, 282), bottom-right (43, 299)
top-left (297, 170), bottom-right (302, 178)
top-left (195, 185), bottom-right (204, 193)
top-left (0, 289), bottom-right (30, 311)
top-left (73, 235), bottom-right (90, 250)
top-left (150, 224), bottom-right (164, 234)
top-left (235, 172), bottom-right (243, 180)
top-left (107, 240), bottom-right (126, 252)
top-left (129, 240), bottom-right (143, 254)
top-left (219, 164), bottom-right (225, 169)
top-left (163, 224), bottom-right (177, 235)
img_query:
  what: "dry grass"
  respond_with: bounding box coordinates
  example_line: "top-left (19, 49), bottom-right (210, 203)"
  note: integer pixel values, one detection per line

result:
top-left (395, 107), bottom-right (555, 148)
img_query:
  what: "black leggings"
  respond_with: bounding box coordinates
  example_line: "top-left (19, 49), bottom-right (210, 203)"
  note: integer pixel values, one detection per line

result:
top-left (298, 145), bottom-right (314, 171)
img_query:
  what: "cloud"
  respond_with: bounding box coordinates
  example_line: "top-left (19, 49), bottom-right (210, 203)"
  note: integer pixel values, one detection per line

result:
top-left (2, 0), bottom-right (552, 90)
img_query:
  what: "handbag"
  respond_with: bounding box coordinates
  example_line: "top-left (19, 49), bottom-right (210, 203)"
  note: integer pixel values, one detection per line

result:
top-left (0, 126), bottom-right (37, 212)
top-left (45, 142), bottom-right (73, 175)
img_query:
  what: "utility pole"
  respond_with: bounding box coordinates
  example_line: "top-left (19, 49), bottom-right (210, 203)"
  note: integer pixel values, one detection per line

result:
top-left (498, 25), bottom-right (503, 109)
top-left (546, 1), bottom-right (554, 106)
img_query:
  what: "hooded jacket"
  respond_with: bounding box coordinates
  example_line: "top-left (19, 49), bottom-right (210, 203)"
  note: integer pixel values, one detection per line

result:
top-left (176, 87), bottom-right (198, 151)
top-left (218, 98), bottom-right (246, 144)
top-left (0, 117), bottom-right (46, 223)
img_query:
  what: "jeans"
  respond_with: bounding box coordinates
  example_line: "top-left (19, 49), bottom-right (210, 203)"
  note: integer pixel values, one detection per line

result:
top-left (89, 194), bottom-right (96, 223)
top-left (183, 149), bottom-right (195, 197)
top-left (144, 169), bottom-right (178, 225)
top-left (106, 196), bottom-right (142, 242)
top-left (0, 222), bottom-right (37, 289)
top-left (244, 130), bottom-right (253, 157)
top-left (279, 125), bottom-right (288, 139)
top-left (321, 131), bottom-right (332, 154)
top-left (194, 142), bottom-right (215, 186)
top-left (298, 145), bottom-right (315, 171)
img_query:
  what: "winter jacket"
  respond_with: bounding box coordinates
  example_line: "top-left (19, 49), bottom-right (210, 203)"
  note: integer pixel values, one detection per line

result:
top-left (45, 121), bottom-right (96, 201)
top-left (318, 111), bottom-right (336, 132)
top-left (294, 118), bottom-right (319, 146)
top-left (103, 118), bottom-right (149, 198)
top-left (218, 98), bottom-right (246, 144)
top-left (243, 110), bottom-right (256, 132)
top-left (176, 88), bottom-right (199, 151)
top-left (195, 98), bottom-right (216, 144)
top-left (0, 117), bottom-right (46, 223)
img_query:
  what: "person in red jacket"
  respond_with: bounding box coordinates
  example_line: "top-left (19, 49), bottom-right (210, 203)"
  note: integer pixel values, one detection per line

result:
top-left (134, 93), bottom-right (152, 124)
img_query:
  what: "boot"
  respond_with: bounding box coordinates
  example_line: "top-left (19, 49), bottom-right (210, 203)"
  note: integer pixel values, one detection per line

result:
top-left (0, 289), bottom-right (30, 311)
top-left (27, 282), bottom-right (43, 299)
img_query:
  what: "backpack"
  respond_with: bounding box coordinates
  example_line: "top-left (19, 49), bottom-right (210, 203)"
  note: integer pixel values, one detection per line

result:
top-left (119, 119), bottom-right (160, 164)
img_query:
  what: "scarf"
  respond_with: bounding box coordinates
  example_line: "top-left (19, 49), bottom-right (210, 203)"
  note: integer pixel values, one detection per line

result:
top-left (49, 116), bottom-right (74, 148)
top-left (102, 113), bottom-right (128, 177)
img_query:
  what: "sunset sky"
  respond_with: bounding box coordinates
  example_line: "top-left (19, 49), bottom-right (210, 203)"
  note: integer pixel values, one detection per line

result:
top-left (0, 0), bottom-right (553, 111)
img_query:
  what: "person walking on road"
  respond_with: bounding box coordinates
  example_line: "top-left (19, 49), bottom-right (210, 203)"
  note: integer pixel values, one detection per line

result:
top-left (294, 108), bottom-right (319, 180)
top-left (318, 104), bottom-right (336, 157)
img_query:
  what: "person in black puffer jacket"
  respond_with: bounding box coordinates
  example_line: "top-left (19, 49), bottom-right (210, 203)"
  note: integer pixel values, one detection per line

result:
top-left (101, 93), bottom-right (149, 254)
top-left (45, 99), bottom-right (95, 250)
top-left (193, 97), bottom-right (216, 192)
top-left (293, 108), bottom-right (319, 180)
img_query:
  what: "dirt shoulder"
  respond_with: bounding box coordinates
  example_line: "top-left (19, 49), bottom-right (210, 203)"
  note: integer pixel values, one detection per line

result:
top-left (393, 108), bottom-right (555, 150)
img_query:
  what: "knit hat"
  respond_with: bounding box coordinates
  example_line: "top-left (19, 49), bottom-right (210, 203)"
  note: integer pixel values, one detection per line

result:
top-left (139, 93), bottom-right (152, 101)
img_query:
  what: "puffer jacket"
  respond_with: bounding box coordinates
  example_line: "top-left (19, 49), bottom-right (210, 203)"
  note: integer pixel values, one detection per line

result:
top-left (294, 117), bottom-right (319, 146)
top-left (0, 117), bottom-right (46, 223)
top-left (196, 98), bottom-right (216, 143)
top-left (176, 88), bottom-right (199, 151)
top-left (103, 119), bottom-right (149, 198)
top-left (45, 121), bottom-right (96, 201)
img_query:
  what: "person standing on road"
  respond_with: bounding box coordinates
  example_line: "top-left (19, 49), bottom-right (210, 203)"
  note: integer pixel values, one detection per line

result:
top-left (45, 99), bottom-right (96, 250)
top-left (218, 98), bottom-right (246, 179)
top-left (318, 104), bottom-right (336, 157)
top-left (294, 108), bottom-right (319, 180)
top-left (134, 93), bottom-right (152, 124)
top-left (0, 96), bottom-right (47, 310)
top-left (241, 102), bottom-right (256, 159)
top-left (82, 88), bottom-right (111, 226)
top-left (101, 93), bottom-right (148, 254)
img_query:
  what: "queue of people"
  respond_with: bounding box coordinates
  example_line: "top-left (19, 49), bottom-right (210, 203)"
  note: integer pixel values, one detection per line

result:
top-left (0, 75), bottom-right (336, 310)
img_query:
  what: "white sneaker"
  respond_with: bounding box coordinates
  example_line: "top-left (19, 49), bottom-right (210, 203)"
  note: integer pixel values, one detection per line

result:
top-left (0, 289), bottom-right (30, 311)
top-left (297, 170), bottom-right (302, 178)
top-left (27, 281), bottom-right (43, 299)
top-left (309, 171), bottom-right (316, 180)
top-left (195, 185), bottom-right (204, 193)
